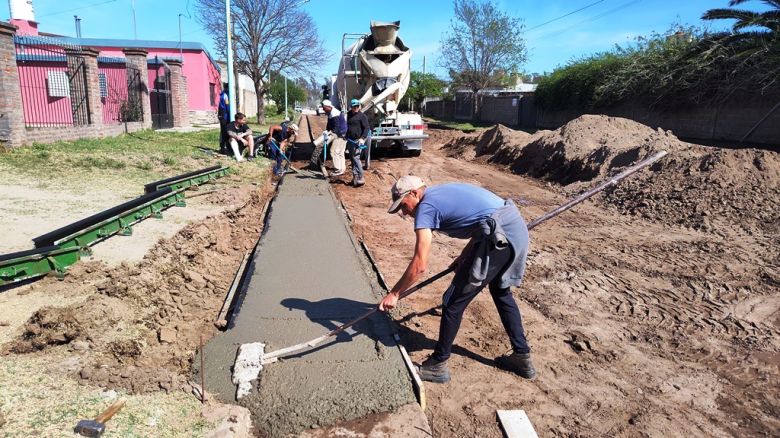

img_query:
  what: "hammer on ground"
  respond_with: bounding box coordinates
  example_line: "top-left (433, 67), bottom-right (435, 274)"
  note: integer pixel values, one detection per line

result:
top-left (74, 398), bottom-right (126, 437)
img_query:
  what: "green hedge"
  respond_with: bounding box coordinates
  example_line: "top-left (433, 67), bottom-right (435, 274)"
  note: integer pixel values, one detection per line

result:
top-left (535, 26), bottom-right (780, 111)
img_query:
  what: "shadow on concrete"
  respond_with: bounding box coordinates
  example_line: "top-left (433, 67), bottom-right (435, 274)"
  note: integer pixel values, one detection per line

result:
top-left (279, 297), bottom-right (396, 359)
top-left (279, 297), bottom-right (496, 367)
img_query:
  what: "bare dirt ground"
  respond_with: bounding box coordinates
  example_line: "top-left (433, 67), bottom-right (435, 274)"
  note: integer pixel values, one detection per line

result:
top-left (326, 114), bottom-right (779, 437)
top-left (0, 169), bottom-right (272, 436)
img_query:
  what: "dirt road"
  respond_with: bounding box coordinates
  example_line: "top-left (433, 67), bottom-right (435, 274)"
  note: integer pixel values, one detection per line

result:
top-left (320, 115), bottom-right (779, 437)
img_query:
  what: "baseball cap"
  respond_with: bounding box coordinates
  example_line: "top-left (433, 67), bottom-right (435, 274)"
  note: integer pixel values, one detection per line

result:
top-left (322, 99), bottom-right (333, 107)
top-left (289, 123), bottom-right (299, 133)
top-left (350, 98), bottom-right (360, 107)
top-left (387, 175), bottom-right (425, 214)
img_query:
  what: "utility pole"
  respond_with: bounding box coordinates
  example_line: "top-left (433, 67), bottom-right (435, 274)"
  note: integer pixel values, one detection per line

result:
top-left (131, 0), bottom-right (137, 39)
top-left (178, 14), bottom-right (183, 63)
top-left (284, 75), bottom-right (288, 119)
top-left (225, 0), bottom-right (236, 120)
top-left (74, 16), bottom-right (82, 39)
top-left (422, 56), bottom-right (426, 116)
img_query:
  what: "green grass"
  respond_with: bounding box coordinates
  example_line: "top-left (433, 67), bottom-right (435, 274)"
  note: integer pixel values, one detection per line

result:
top-left (424, 117), bottom-right (497, 132)
top-left (0, 118), bottom-right (284, 192)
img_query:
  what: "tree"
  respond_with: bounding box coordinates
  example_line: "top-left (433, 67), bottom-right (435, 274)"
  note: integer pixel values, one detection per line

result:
top-left (268, 74), bottom-right (306, 114)
top-left (702, 0), bottom-right (779, 48)
top-left (195, 0), bottom-right (327, 123)
top-left (439, 0), bottom-right (527, 119)
top-left (403, 71), bottom-right (447, 111)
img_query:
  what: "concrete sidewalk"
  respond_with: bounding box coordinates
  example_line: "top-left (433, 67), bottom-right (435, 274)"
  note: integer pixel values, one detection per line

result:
top-left (200, 171), bottom-right (419, 436)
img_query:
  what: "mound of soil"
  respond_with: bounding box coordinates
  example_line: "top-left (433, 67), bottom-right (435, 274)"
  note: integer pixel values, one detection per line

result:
top-left (8, 307), bottom-right (83, 353)
top-left (440, 115), bottom-right (780, 234)
top-left (605, 147), bottom-right (780, 234)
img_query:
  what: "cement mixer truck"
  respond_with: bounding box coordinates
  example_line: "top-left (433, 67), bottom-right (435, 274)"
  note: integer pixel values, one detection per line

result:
top-left (328, 21), bottom-right (427, 165)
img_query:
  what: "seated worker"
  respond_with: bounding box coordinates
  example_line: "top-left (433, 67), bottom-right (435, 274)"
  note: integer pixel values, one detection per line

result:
top-left (265, 122), bottom-right (299, 176)
top-left (227, 112), bottom-right (254, 162)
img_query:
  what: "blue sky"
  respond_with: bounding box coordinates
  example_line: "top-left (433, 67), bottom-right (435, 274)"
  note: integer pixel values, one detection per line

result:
top-left (3, 0), bottom-right (751, 79)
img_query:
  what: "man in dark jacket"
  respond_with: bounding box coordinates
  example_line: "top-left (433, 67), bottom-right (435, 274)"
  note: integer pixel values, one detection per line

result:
top-left (309, 99), bottom-right (347, 172)
top-left (379, 175), bottom-right (536, 383)
top-left (346, 98), bottom-right (369, 187)
top-left (217, 83), bottom-right (230, 154)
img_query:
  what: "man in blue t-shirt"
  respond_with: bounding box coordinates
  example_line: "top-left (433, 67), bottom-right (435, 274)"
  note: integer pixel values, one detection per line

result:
top-left (380, 175), bottom-right (535, 382)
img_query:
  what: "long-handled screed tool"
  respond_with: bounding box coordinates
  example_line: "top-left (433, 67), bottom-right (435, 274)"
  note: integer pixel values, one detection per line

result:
top-left (268, 138), bottom-right (300, 174)
top-left (232, 150), bottom-right (668, 399)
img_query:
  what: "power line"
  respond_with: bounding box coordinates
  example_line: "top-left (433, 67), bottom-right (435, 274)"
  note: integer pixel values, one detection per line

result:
top-left (38, 0), bottom-right (118, 18)
top-left (532, 0), bottom-right (643, 41)
top-left (526, 0), bottom-right (607, 32)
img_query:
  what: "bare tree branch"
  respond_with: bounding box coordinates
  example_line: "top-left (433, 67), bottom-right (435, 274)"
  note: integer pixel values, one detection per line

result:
top-left (195, 0), bottom-right (328, 123)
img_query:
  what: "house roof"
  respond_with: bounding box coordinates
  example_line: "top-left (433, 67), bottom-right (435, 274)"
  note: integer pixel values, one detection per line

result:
top-left (48, 36), bottom-right (221, 73)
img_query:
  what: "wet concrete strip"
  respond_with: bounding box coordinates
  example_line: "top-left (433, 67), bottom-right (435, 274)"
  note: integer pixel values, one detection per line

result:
top-left (199, 173), bottom-right (415, 436)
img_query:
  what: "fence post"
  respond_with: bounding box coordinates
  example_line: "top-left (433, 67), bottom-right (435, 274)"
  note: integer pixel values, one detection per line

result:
top-left (80, 47), bottom-right (103, 128)
top-left (0, 21), bottom-right (25, 148)
top-left (166, 59), bottom-right (190, 128)
top-left (122, 48), bottom-right (152, 129)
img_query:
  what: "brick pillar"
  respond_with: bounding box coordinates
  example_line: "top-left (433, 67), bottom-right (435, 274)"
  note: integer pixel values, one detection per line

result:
top-left (166, 59), bottom-right (190, 128)
top-left (0, 22), bottom-right (25, 148)
top-left (81, 47), bottom-right (103, 127)
top-left (123, 48), bottom-right (152, 129)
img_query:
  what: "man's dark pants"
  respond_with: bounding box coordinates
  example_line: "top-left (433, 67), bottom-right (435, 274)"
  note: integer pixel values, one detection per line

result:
top-left (219, 119), bottom-right (229, 153)
top-left (432, 244), bottom-right (530, 362)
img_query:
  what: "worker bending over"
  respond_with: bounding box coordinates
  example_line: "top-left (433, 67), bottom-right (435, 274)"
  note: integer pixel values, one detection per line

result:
top-left (265, 121), bottom-right (299, 176)
top-left (379, 176), bottom-right (536, 383)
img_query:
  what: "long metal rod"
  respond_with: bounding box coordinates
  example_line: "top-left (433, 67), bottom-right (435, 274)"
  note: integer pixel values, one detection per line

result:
top-left (262, 150), bottom-right (668, 361)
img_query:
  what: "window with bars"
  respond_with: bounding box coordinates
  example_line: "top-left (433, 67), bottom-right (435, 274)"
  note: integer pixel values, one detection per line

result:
top-left (98, 72), bottom-right (108, 98)
top-left (47, 71), bottom-right (70, 98)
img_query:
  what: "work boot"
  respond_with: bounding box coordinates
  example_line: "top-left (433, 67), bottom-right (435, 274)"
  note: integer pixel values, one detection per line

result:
top-left (495, 351), bottom-right (537, 380)
top-left (353, 178), bottom-right (365, 187)
top-left (417, 356), bottom-right (450, 383)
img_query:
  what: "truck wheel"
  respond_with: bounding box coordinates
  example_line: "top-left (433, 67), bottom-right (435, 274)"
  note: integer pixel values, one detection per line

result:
top-left (408, 149), bottom-right (421, 157)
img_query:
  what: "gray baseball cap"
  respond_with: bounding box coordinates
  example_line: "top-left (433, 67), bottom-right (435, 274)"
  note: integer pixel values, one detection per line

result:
top-left (387, 175), bottom-right (425, 214)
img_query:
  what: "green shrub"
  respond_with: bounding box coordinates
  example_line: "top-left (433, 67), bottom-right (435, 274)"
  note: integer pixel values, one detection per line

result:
top-left (535, 24), bottom-right (780, 111)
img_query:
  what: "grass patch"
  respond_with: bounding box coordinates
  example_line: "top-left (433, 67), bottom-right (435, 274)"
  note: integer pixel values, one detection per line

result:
top-left (0, 115), bottom-right (288, 192)
top-left (0, 355), bottom-right (213, 437)
top-left (424, 117), bottom-right (495, 132)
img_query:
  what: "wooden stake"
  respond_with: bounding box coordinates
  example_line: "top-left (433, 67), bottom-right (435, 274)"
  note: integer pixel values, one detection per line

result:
top-left (200, 334), bottom-right (205, 404)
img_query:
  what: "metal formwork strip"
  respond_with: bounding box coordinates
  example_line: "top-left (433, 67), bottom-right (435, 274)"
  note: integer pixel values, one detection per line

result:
top-left (0, 246), bottom-right (81, 286)
top-left (144, 166), bottom-right (231, 194)
top-left (54, 189), bottom-right (187, 253)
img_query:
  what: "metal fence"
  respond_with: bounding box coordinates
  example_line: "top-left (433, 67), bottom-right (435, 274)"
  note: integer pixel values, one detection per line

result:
top-left (98, 57), bottom-right (144, 124)
top-left (14, 35), bottom-right (91, 128)
top-left (149, 57), bottom-right (173, 129)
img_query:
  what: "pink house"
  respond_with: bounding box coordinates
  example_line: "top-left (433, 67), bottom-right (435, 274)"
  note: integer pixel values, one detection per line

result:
top-left (10, 17), bottom-right (223, 126)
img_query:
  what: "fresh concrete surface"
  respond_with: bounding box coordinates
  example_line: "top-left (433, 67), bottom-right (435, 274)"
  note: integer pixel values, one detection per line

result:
top-left (200, 172), bottom-right (415, 437)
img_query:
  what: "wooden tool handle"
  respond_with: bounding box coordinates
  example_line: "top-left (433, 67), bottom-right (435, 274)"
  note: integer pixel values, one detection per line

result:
top-left (95, 398), bottom-right (126, 424)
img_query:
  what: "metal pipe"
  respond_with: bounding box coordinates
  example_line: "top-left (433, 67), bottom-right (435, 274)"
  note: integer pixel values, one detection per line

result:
top-left (225, 0), bottom-right (236, 121)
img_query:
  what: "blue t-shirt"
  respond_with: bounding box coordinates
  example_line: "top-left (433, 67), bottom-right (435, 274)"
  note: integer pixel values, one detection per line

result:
top-left (414, 183), bottom-right (505, 239)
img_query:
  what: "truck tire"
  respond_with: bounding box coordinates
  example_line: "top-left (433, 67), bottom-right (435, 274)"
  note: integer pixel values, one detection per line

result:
top-left (407, 149), bottom-right (421, 157)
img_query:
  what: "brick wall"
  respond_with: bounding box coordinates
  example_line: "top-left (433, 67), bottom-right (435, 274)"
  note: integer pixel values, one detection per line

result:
top-left (189, 109), bottom-right (217, 125)
top-left (0, 22), bottom-right (25, 147)
top-left (424, 100), bottom-right (455, 120)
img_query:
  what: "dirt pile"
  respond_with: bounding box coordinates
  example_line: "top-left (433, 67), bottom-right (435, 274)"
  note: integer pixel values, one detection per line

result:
top-left (3, 182), bottom-right (273, 394)
top-left (605, 147), bottom-right (780, 234)
top-left (440, 115), bottom-right (780, 234)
